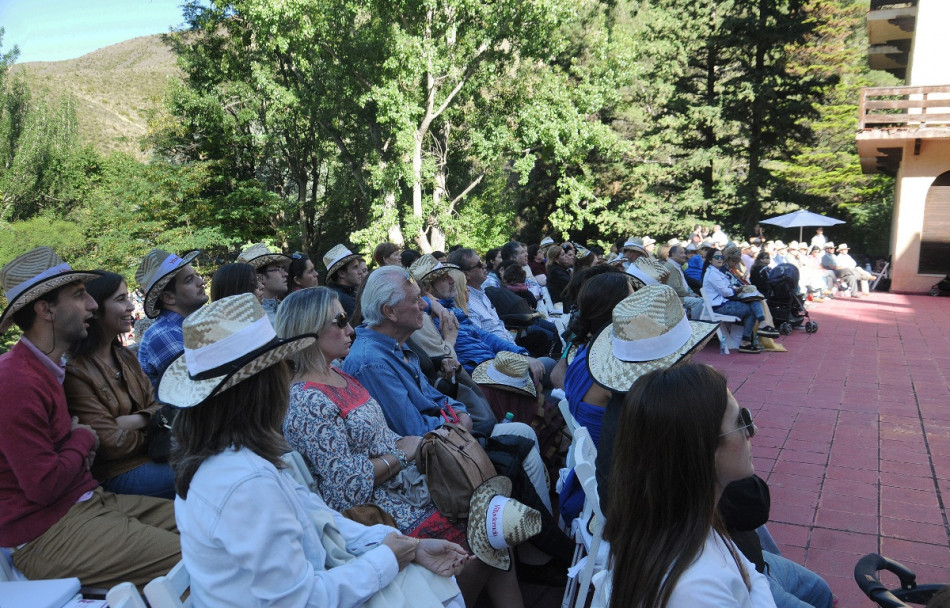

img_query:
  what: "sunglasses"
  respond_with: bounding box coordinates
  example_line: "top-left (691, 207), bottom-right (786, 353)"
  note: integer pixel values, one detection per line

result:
top-left (463, 261), bottom-right (486, 271)
top-left (331, 311), bottom-right (348, 329)
top-left (712, 254), bottom-right (724, 260)
top-left (291, 252), bottom-right (305, 260)
top-left (719, 407), bottom-right (756, 439)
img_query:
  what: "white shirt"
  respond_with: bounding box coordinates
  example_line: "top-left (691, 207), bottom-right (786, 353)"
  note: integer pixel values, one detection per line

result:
top-left (466, 285), bottom-right (514, 343)
top-left (176, 448), bottom-right (399, 608)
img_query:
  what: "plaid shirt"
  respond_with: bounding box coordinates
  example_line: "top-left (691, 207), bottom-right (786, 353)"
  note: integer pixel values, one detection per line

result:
top-left (137, 310), bottom-right (186, 390)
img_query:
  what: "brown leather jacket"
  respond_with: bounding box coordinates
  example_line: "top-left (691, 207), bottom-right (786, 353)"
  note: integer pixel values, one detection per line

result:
top-left (64, 343), bottom-right (162, 482)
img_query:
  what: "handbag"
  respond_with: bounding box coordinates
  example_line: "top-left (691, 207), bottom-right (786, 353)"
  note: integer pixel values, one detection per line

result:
top-left (146, 405), bottom-right (178, 463)
top-left (417, 423), bottom-right (496, 520)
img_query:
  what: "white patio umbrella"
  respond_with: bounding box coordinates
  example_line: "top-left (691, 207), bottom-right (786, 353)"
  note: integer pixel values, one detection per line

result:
top-left (759, 209), bottom-right (845, 242)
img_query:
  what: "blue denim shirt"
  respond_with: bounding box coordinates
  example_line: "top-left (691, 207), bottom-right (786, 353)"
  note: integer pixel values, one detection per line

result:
top-left (342, 326), bottom-right (467, 437)
top-left (137, 310), bottom-right (186, 390)
top-left (435, 298), bottom-right (527, 374)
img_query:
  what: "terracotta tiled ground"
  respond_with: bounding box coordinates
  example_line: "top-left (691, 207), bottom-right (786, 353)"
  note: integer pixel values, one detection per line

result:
top-left (692, 292), bottom-right (950, 607)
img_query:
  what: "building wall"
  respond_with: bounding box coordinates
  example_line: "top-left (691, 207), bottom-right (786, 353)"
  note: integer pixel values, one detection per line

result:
top-left (891, 138), bottom-right (950, 292)
top-left (907, 0), bottom-right (950, 86)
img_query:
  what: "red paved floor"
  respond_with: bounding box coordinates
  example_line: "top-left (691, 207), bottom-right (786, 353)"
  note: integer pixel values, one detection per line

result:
top-left (692, 292), bottom-right (950, 607)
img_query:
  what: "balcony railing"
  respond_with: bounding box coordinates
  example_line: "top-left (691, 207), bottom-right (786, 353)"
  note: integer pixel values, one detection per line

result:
top-left (858, 85), bottom-right (950, 130)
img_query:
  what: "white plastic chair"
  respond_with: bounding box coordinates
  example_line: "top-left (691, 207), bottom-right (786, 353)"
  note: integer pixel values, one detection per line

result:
top-left (558, 398), bottom-right (579, 437)
top-left (144, 561), bottom-right (192, 608)
top-left (561, 427), bottom-right (607, 608)
top-left (699, 286), bottom-right (741, 354)
top-left (106, 582), bottom-right (148, 608)
top-left (281, 450), bottom-right (317, 493)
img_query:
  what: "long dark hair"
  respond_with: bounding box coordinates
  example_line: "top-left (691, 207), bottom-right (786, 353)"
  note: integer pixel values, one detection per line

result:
top-left (171, 362), bottom-right (290, 498)
top-left (211, 263), bottom-right (258, 301)
top-left (568, 271), bottom-right (632, 346)
top-left (700, 247), bottom-right (721, 281)
top-left (70, 271), bottom-right (126, 356)
top-left (604, 364), bottom-right (744, 608)
top-left (286, 253), bottom-right (312, 293)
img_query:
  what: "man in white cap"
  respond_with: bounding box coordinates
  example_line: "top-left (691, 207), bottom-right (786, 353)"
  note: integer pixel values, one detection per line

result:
top-left (0, 247), bottom-right (180, 588)
top-left (136, 248), bottom-right (208, 389)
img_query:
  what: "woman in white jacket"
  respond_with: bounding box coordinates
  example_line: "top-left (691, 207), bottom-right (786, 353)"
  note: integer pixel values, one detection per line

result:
top-left (159, 293), bottom-right (469, 607)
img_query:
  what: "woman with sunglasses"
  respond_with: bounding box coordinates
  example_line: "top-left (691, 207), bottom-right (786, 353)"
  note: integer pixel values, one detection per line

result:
top-left (600, 363), bottom-right (776, 607)
top-left (275, 287), bottom-right (529, 608)
top-left (702, 248), bottom-right (779, 354)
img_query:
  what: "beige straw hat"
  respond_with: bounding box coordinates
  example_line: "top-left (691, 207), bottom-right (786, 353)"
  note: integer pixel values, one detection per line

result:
top-left (626, 256), bottom-right (671, 290)
top-left (236, 243), bottom-right (291, 270)
top-left (836, 243), bottom-right (850, 252)
top-left (158, 293), bottom-right (316, 408)
top-left (587, 285), bottom-right (718, 392)
top-left (467, 476), bottom-right (542, 570)
top-left (641, 236), bottom-right (656, 247)
top-left (409, 254), bottom-right (459, 284)
top-left (322, 244), bottom-right (362, 278)
top-left (135, 249), bottom-right (201, 318)
top-left (539, 237), bottom-right (554, 247)
top-left (621, 237), bottom-right (647, 255)
top-left (574, 243), bottom-right (592, 260)
top-left (472, 352), bottom-right (537, 398)
top-left (0, 247), bottom-right (100, 332)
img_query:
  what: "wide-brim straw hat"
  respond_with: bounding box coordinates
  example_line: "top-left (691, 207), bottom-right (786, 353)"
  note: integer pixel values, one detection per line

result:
top-left (539, 237), bottom-right (554, 247)
top-left (0, 247), bottom-right (100, 333)
top-left (158, 293), bottom-right (316, 408)
top-left (587, 285), bottom-right (718, 392)
top-left (409, 254), bottom-right (459, 284)
top-left (574, 243), bottom-right (592, 260)
top-left (699, 239), bottom-right (716, 250)
top-left (641, 236), bottom-right (656, 247)
top-left (237, 243), bottom-right (291, 270)
top-left (626, 256), bottom-right (670, 290)
top-left (467, 476), bottom-right (542, 570)
top-left (621, 237), bottom-right (647, 256)
top-left (135, 249), bottom-right (201, 319)
top-left (836, 243), bottom-right (850, 252)
top-left (824, 241), bottom-right (836, 250)
top-left (323, 244), bottom-right (362, 277)
top-left (472, 352), bottom-right (537, 398)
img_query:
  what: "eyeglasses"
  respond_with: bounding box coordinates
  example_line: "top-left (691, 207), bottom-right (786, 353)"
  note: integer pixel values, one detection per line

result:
top-left (719, 407), bottom-right (756, 439)
top-left (262, 266), bottom-right (287, 274)
top-left (712, 255), bottom-right (724, 260)
top-left (463, 261), bottom-right (486, 272)
top-left (331, 311), bottom-right (348, 329)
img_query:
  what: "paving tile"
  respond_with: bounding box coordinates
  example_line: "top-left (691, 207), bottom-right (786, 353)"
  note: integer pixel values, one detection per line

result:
top-left (880, 470), bottom-right (936, 492)
top-left (880, 517), bottom-right (950, 545)
top-left (819, 492), bottom-right (877, 516)
top-left (824, 466), bottom-right (879, 485)
top-left (808, 528), bottom-right (878, 554)
top-left (777, 449), bottom-right (830, 466)
top-left (767, 522), bottom-right (811, 548)
top-left (880, 500), bottom-right (947, 526)
top-left (822, 478), bottom-right (879, 500)
top-left (880, 538), bottom-right (950, 568)
top-left (814, 508), bottom-right (879, 535)
top-left (881, 485), bottom-right (940, 508)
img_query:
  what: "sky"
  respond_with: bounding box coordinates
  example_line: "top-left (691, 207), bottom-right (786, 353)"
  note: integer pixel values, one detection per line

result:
top-left (0, 0), bottom-right (188, 64)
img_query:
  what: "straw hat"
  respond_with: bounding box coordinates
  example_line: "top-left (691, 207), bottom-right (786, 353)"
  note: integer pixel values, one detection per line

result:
top-left (774, 240), bottom-right (787, 250)
top-left (621, 237), bottom-right (647, 255)
top-left (798, 242), bottom-right (809, 251)
top-left (539, 236), bottom-right (554, 247)
top-left (322, 244), bottom-right (362, 278)
top-left (135, 249), bottom-right (201, 319)
top-left (587, 285), bottom-right (718, 392)
top-left (236, 243), bottom-right (290, 270)
top-left (409, 254), bottom-right (459, 284)
top-left (824, 241), bottom-right (835, 250)
top-left (472, 352), bottom-right (537, 398)
top-left (699, 238), bottom-right (716, 250)
top-left (158, 293), bottom-right (316, 408)
top-left (789, 240), bottom-right (800, 249)
top-left (667, 238), bottom-right (681, 247)
top-left (641, 236), bottom-right (656, 247)
top-left (836, 243), bottom-right (850, 252)
top-left (467, 476), bottom-right (542, 570)
top-left (0, 247), bottom-right (100, 333)
top-left (626, 256), bottom-right (670, 290)
top-left (574, 243), bottom-right (592, 260)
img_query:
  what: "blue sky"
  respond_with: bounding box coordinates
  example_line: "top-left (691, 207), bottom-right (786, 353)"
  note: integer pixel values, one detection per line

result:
top-left (0, 0), bottom-right (187, 63)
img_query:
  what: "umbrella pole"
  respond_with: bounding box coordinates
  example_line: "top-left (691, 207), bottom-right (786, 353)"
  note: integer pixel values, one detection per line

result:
top-left (799, 226), bottom-right (803, 242)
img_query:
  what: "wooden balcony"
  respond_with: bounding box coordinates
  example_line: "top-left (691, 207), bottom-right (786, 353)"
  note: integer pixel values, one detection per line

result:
top-left (857, 85), bottom-right (950, 175)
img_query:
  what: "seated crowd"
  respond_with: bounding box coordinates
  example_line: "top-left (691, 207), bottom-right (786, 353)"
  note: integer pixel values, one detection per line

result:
top-left (0, 225), bottom-right (861, 607)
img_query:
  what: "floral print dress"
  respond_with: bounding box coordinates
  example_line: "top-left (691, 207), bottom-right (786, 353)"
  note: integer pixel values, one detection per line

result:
top-left (284, 369), bottom-right (438, 533)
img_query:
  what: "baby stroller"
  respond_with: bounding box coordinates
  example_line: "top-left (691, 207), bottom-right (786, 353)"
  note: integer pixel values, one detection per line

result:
top-left (766, 264), bottom-right (817, 335)
top-left (930, 274), bottom-right (950, 297)
top-left (855, 553), bottom-right (946, 607)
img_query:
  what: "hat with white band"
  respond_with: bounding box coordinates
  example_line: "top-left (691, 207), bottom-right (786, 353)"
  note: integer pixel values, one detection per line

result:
top-left (0, 247), bottom-right (100, 332)
top-left (322, 244), bottom-right (362, 278)
top-left (587, 285), bottom-right (718, 392)
top-left (472, 352), bottom-right (537, 398)
top-left (622, 237), bottom-right (647, 255)
top-left (136, 248), bottom-right (201, 318)
top-left (467, 476), bottom-right (542, 570)
top-left (158, 293), bottom-right (316, 408)
top-left (539, 236), bottom-right (554, 247)
top-left (626, 257), bottom-right (670, 290)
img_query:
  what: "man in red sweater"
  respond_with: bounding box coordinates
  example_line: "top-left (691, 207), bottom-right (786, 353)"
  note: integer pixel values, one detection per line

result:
top-left (0, 247), bottom-right (180, 587)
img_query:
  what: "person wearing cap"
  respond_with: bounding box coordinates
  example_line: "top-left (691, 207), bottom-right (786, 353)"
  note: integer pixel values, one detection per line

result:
top-left (135, 248), bottom-right (208, 390)
top-left (323, 244), bottom-right (367, 318)
top-left (0, 247), bottom-right (180, 587)
top-left (820, 242), bottom-right (860, 297)
top-left (237, 243), bottom-right (292, 321)
top-left (160, 293), bottom-right (470, 607)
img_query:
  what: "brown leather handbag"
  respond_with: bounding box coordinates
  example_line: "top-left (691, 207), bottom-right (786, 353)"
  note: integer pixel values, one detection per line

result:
top-left (417, 424), bottom-right (496, 520)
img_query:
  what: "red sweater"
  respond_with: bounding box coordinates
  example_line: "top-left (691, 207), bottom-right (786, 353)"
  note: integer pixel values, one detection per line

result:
top-left (0, 341), bottom-right (98, 546)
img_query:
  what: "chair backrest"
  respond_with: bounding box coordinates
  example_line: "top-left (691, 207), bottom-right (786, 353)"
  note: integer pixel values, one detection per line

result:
top-left (144, 561), bottom-right (192, 608)
top-left (281, 450), bottom-right (317, 493)
top-left (558, 398), bottom-right (579, 438)
top-left (0, 547), bottom-right (17, 582)
top-left (106, 582), bottom-right (148, 608)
